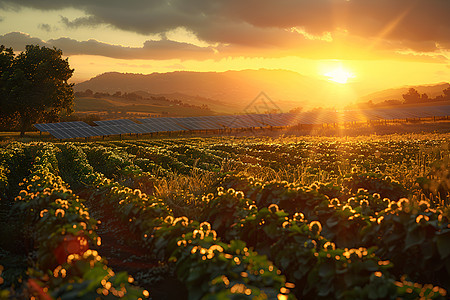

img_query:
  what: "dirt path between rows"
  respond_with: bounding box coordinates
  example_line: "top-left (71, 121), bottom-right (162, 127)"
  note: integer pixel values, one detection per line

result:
top-left (81, 191), bottom-right (188, 300)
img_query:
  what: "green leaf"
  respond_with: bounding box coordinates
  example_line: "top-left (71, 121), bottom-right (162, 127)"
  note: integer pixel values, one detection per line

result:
top-left (326, 215), bottom-right (340, 228)
top-left (318, 279), bottom-right (333, 296)
top-left (318, 261), bottom-right (334, 278)
top-left (404, 226), bottom-right (425, 250)
top-left (368, 285), bottom-right (378, 299)
top-left (436, 231), bottom-right (450, 259)
top-left (377, 284), bottom-right (388, 298)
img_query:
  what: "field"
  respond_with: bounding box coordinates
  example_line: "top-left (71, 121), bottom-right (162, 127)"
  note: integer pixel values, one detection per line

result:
top-left (0, 133), bottom-right (449, 299)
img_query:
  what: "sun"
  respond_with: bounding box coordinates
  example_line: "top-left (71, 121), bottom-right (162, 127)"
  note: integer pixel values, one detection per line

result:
top-left (323, 66), bottom-right (355, 84)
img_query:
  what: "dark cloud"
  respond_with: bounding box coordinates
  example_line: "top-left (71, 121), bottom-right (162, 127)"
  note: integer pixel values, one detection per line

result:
top-left (1, 0), bottom-right (449, 53)
top-left (60, 16), bottom-right (101, 28)
top-left (0, 31), bottom-right (446, 64)
top-left (0, 32), bottom-right (215, 60)
top-left (38, 23), bottom-right (52, 32)
top-left (0, 32), bottom-right (46, 50)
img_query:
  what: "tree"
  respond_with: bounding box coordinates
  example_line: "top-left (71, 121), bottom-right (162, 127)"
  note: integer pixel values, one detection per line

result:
top-left (434, 87), bottom-right (450, 102)
top-left (0, 45), bottom-right (74, 136)
top-left (0, 46), bottom-right (16, 129)
top-left (402, 88), bottom-right (421, 104)
top-left (85, 89), bottom-right (94, 97)
top-left (420, 93), bottom-right (429, 101)
top-left (443, 87), bottom-right (450, 99)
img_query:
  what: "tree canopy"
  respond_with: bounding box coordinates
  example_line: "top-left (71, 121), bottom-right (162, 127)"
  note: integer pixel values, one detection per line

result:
top-left (402, 88), bottom-right (422, 103)
top-left (0, 45), bottom-right (74, 136)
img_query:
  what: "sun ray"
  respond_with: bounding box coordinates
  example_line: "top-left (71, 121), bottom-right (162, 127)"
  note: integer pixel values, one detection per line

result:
top-left (367, 3), bottom-right (416, 50)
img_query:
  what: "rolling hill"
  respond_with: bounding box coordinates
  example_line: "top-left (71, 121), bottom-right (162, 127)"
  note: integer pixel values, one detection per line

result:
top-left (74, 70), bottom-right (449, 114)
top-left (74, 69), bottom-right (360, 113)
top-left (358, 82), bottom-right (450, 103)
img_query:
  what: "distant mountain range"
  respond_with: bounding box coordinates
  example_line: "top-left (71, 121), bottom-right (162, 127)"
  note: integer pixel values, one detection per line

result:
top-left (358, 82), bottom-right (450, 103)
top-left (74, 70), bottom-right (449, 113)
top-left (74, 69), bottom-right (360, 113)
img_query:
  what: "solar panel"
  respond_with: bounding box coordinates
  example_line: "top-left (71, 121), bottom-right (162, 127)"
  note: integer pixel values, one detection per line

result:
top-left (113, 125), bottom-right (134, 134)
top-left (356, 105), bottom-right (450, 121)
top-left (403, 106), bottom-right (450, 117)
top-left (139, 124), bottom-right (161, 133)
top-left (143, 118), bottom-right (188, 132)
top-left (215, 116), bottom-right (244, 128)
top-left (33, 123), bottom-right (51, 131)
top-left (34, 121), bottom-right (90, 132)
top-left (94, 119), bottom-right (137, 126)
top-left (316, 111), bottom-right (339, 124)
top-left (47, 129), bottom-right (71, 139)
top-left (46, 127), bottom-right (96, 139)
top-left (43, 106), bottom-right (450, 139)
top-left (137, 117), bottom-right (174, 124)
top-left (237, 115), bottom-right (266, 127)
top-left (259, 113), bottom-right (298, 127)
top-left (83, 126), bottom-right (104, 137)
top-left (174, 118), bottom-right (224, 130)
top-left (91, 126), bottom-right (111, 136)
top-left (88, 125), bottom-right (131, 136)
top-left (127, 124), bottom-right (153, 134)
top-left (71, 127), bottom-right (89, 138)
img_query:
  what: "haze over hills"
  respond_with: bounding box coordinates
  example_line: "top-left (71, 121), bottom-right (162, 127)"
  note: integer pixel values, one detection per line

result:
top-left (74, 69), bottom-right (449, 114)
top-left (74, 69), bottom-right (360, 113)
top-left (358, 82), bottom-right (450, 104)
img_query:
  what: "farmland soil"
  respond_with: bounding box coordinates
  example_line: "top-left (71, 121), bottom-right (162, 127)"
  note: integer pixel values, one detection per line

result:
top-left (82, 191), bottom-right (188, 300)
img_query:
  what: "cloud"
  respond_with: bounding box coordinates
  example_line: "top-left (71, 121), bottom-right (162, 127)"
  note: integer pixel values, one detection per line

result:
top-left (0, 32), bottom-right (215, 60)
top-left (1, 0), bottom-right (449, 54)
top-left (38, 23), bottom-right (52, 32)
top-left (60, 16), bottom-right (101, 28)
top-left (0, 32), bottom-right (46, 49)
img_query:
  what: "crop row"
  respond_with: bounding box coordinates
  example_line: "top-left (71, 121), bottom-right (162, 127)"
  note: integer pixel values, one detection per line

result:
top-left (0, 136), bottom-right (449, 299)
top-left (56, 142), bottom-right (295, 299)
top-left (57, 141), bottom-right (449, 299)
top-left (85, 137), bottom-right (449, 203)
top-left (0, 142), bottom-right (147, 299)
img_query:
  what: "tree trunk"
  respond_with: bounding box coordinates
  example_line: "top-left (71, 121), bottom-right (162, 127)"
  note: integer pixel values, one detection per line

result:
top-left (19, 115), bottom-right (30, 138)
top-left (20, 126), bottom-right (26, 137)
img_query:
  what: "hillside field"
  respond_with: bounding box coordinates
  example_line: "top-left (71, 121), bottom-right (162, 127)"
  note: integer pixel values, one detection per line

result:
top-left (0, 134), bottom-right (449, 299)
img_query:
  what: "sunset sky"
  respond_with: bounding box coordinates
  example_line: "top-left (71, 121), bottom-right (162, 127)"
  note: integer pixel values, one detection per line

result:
top-left (0, 0), bottom-right (449, 98)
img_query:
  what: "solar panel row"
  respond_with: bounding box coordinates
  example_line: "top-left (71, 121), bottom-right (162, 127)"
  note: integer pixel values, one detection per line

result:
top-left (42, 122), bottom-right (188, 139)
top-left (34, 121), bottom-right (90, 132)
top-left (36, 105), bottom-right (450, 139)
top-left (94, 119), bottom-right (138, 126)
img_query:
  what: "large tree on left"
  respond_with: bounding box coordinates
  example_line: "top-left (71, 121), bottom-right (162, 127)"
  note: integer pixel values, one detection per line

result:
top-left (0, 45), bottom-right (74, 136)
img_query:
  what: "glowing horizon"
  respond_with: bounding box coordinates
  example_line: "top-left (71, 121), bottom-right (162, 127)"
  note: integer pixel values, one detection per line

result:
top-left (0, 1), bottom-right (448, 105)
top-left (323, 66), bottom-right (356, 84)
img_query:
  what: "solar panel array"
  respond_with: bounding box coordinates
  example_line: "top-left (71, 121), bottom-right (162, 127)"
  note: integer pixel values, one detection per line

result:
top-left (174, 118), bottom-right (224, 130)
top-left (35, 105), bottom-right (450, 139)
top-left (34, 121), bottom-right (90, 132)
top-left (94, 119), bottom-right (138, 126)
top-left (137, 117), bottom-right (187, 132)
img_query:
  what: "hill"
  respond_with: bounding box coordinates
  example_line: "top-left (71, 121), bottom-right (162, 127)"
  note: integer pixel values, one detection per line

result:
top-left (73, 92), bottom-right (218, 118)
top-left (74, 69), bottom-right (360, 112)
top-left (359, 82), bottom-right (450, 103)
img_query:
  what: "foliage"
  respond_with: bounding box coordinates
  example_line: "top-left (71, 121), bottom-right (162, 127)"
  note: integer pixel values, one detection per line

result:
top-left (2, 142), bottom-right (147, 298)
top-left (0, 135), bottom-right (449, 299)
top-left (0, 44), bottom-right (74, 136)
